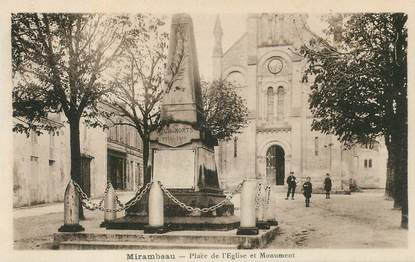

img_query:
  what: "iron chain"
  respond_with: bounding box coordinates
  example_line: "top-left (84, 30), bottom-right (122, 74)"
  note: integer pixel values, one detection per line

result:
top-left (114, 194), bottom-right (125, 209)
top-left (73, 180), bottom-right (152, 212)
top-left (159, 181), bottom-right (244, 213)
top-left (73, 181), bottom-right (102, 211)
top-left (73, 179), bottom-right (246, 213)
top-left (113, 182), bottom-right (152, 212)
top-left (255, 183), bottom-right (263, 209)
top-left (265, 185), bottom-right (271, 206)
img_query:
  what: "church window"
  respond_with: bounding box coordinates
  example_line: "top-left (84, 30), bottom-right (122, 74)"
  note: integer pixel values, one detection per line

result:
top-left (261, 14), bottom-right (268, 44)
top-left (369, 159), bottom-right (372, 168)
top-left (364, 159), bottom-right (368, 168)
top-left (30, 130), bottom-right (38, 144)
top-left (233, 137), bottom-right (238, 158)
top-left (49, 131), bottom-right (55, 147)
top-left (267, 87), bottom-right (274, 121)
top-left (353, 146), bottom-right (357, 156)
top-left (225, 71), bottom-right (245, 88)
top-left (277, 86), bottom-right (284, 120)
top-left (314, 137), bottom-right (319, 156)
top-left (115, 125), bottom-right (119, 141)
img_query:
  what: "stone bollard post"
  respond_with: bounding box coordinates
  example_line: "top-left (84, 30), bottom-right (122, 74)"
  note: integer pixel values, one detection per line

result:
top-left (266, 187), bottom-right (278, 226)
top-left (58, 180), bottom-right (85, 232)
top-left (256, 183), bottom-right (270, 229)
top-left (100, 183), bottom-right (116, 227)
top-left (144, 181), bottom-right (168, 234)
top-left (237, 179), bottom-right (258, 235)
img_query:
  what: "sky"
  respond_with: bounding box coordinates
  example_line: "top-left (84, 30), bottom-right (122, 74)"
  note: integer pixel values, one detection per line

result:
top-left (164, 14), bottom-right (326, 80)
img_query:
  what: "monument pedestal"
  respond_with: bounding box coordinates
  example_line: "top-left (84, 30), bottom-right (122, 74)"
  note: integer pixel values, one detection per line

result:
top-left (106, 13), bottom-right (239, 232)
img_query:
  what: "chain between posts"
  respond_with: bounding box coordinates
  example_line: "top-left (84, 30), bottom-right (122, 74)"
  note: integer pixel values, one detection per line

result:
top-left (265, 185), bottom-right (271, 206)
top-left (255, 182), bottom-right (263, 209)
top-left (73, 180), bottom-right (152, 212)
top-left (73, 179), bottom-right (247, 213)
top-left (159, 181), bottom-right (245, 213)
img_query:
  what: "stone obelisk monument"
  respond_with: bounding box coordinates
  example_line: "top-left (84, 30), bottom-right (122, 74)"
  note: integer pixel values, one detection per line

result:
top-left (107, 14), bottom-right (237, 231)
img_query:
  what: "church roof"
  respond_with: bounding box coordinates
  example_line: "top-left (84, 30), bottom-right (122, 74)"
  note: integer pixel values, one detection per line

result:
top-left (223, 33), bottom-right (247, 57)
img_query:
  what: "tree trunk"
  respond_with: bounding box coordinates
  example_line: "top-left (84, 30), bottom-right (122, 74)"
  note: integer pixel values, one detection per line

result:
top-left (399, 129), bottom-right (408, 229)
top-left (142, 136), bottom-right (151, 184)
top-left (391, 13), bottom-right (408, 229)
top-left (385, 131), bottom-right (408, 228)
top-left (69, 116), bottom-right (85, 220)
top-left (384, 159), bottom-right (394, 200)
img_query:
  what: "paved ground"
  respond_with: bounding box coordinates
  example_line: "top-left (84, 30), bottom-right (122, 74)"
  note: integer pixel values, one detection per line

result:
top-left (13, 189), bottom-right (407, 249)
top-left (266, 189), bottom-right (407, 248)
top-left (13, 194), bottom-right (131, 250)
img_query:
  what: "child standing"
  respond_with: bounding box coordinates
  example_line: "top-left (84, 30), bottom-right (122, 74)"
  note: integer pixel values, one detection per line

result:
top-left (285, 171), bottom-right (297, 200)
top-left (324, 173), bottom-right (332, 199)
top-left (303, 177), bottom-right (313, 207)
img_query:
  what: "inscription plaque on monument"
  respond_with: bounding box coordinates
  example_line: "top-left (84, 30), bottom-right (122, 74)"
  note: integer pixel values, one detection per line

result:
top-left (158, 123), bottom-right (199, 147)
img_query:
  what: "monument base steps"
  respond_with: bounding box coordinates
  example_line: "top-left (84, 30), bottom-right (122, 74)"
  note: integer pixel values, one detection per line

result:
top-left (58, 241), bottom-right (239, 250)
top-left (53, 226), bottom-right (279, 250)
top-left (106, 215), bottom-right (240, 231)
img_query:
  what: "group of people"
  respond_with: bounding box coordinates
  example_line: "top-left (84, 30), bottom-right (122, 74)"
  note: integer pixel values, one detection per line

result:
top-left (285, 172), bottom-right (332, 207)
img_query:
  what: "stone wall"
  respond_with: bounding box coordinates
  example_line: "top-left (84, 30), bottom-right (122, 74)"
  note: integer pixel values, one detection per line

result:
top-left (13, 117), bottom-right (143, 208)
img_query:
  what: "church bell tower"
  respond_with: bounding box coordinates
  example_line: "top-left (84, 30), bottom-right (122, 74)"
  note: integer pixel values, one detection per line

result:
top-left (212, 15), bottom-right (223, 80)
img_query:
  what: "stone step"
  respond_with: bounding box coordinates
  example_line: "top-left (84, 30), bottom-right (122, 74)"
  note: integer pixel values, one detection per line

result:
top-left (106, 215), bottom-right (240, 231)
top-left (55, 231), bottom-right (251, 245)
top-left (59, 240), bottom-right (238, 250)
top-left (54, 226), bottom-right (279, 249)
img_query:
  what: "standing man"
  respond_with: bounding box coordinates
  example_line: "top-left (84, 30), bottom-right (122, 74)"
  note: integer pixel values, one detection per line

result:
top-left (324, 173), bottom-right (332, 199)
top-left (303, 177), bottom-right (313, 207)
top-left (285, 171), bottom-right (297, 200)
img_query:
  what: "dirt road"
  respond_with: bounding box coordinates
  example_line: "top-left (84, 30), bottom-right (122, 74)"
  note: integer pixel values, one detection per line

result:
top-left (266, 189), bottom-right (407, 248)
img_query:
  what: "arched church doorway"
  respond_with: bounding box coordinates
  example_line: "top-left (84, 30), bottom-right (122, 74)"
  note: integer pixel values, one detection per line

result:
top-left (266, 145), bottom-right (285, 185)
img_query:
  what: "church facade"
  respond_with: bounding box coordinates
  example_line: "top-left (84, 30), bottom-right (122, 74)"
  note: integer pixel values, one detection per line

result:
top-left (212, 14), bottom-right (387, 191)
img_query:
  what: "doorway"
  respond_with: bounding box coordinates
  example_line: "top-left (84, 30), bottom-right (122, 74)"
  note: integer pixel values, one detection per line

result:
top-left (266, 145), bottom-right (285, 185)
top-left (80, 154), bottom-right (93, 197)
top-left (107, 150), bottom-right (127, 190)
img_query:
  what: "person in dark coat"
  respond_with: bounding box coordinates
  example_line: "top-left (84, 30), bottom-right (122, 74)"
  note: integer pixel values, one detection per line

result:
top-left (285, 171), bottom-right (297, 200)
top-left (303, 177), bottom-right (312, 207)
top-left (324, 173), bottom-right (332, 199)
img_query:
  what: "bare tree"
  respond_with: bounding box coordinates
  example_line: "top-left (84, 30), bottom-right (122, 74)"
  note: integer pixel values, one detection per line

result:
top-left (107, 15), bottom-right (183, 183)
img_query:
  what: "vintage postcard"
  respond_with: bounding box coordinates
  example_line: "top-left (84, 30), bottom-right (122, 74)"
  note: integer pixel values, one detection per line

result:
top-left (0, 0), bottom-right (414, 261)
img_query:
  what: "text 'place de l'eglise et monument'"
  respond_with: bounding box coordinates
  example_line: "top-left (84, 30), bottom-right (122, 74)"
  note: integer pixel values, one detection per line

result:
top-left (106, 13), bottom-right (238, 231)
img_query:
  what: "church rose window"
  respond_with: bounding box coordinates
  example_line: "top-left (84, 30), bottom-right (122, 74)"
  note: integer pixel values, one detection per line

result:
top-left (267, 57), bottom-right (283, 74)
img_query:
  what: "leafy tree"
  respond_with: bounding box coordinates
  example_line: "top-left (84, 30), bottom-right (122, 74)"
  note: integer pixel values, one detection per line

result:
top-left (12, 13), bottom-right (131, 216)
top-left (301, 13), bottom-right (407, 228)
top-left (201, 79), bottom-right (248, 141)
